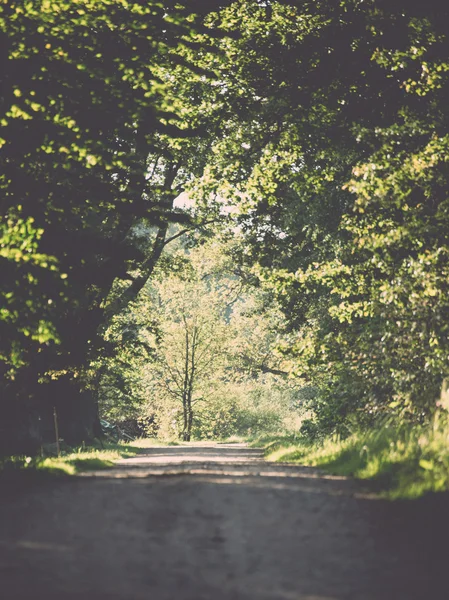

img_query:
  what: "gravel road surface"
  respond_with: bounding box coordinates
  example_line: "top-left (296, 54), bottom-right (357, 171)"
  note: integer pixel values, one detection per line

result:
top-left (0, 443), bottom-right (447, 599)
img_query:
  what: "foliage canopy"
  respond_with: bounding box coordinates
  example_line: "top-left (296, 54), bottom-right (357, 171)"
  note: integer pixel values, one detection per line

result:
top-left (2, 0), bottom-right (449, 449)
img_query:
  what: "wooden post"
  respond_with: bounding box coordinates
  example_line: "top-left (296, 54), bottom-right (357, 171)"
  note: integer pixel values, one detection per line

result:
top-left (53, 406), bottom-right (60, 457)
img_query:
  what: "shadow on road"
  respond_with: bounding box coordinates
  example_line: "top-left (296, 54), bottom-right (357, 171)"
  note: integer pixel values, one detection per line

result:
top-left (0, 444), bottom-right (447, 600)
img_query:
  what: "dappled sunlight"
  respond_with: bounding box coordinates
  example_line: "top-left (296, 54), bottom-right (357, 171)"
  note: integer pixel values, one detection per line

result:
top-left (16, 540), bottom-right (71, 552)
top-left (2, 444), bottom-right (447, 599)
top-left (2, 1), bottom-right (449, 598)
top-left (114, 444), bottom-right (263, 466)
top-left (83, 470), bottom-right (372, 499)
top-left (79, 444), bottom-right (370, 498)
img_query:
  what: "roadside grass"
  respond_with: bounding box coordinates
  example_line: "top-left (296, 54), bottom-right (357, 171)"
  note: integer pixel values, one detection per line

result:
top-left (0, 439), bottom-right (146, 480)
top-left (251, 415), bottom-right (449, 499)
top-left (0, 436), bottom-right (185, 482)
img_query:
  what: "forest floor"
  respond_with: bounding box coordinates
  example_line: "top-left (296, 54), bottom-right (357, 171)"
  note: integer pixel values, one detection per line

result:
top-left (1, 442), bottom-right (448, 600)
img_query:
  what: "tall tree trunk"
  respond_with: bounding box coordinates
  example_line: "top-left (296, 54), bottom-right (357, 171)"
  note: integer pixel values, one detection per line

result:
top-left (181, 324), bottom-right (190, 441)
top-left (104, 222), bottom-right (170, 319)
top-left (187, 401), bottom-right (193, 442)
top-left (49, 161), bottom-right (181, 447)
top-left (185, 328), bottom-right (197, 442)
top-left (0, 379), bottom-right (43, 456)
top-left (182, 394), bottom-right (189, 442)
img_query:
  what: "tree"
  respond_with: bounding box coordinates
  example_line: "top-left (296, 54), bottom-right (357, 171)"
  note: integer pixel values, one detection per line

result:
top-left (99, 237), bottom-right (299, 440)
top-left (147, 276), bottom-right (229, 441)
top-left (7, 0), bottom-right (448, 449)
top-left (185, 0), bottom-right (449, 432)
top-left (0, 0), bottom-right (226, 451)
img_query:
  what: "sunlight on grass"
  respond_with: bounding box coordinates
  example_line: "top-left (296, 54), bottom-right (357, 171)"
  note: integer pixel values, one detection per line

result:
top-left (0, 440), bottom-right (142, 480)
top-left (253, 414), bottom-right (449, 499)
top-left (0, 438), bottom-right (188, 481)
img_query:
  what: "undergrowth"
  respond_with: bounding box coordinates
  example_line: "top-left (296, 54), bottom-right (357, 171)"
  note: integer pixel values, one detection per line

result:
top-left (251, 413), bottom-right (449, 499)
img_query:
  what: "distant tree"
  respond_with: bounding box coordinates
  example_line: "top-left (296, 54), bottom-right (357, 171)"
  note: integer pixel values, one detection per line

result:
top-left (146, 276), bottom-right (229, 441)
top-left (98, 238), bottom-right (297, 440)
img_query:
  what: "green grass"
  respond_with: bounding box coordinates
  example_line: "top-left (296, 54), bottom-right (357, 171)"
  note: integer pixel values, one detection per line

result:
top-left (0, 436), bottom-right (185, 482)
top-left (0, 439), bottom-right (146, 480)
top-left (251, 415), bottom-right (449, 499)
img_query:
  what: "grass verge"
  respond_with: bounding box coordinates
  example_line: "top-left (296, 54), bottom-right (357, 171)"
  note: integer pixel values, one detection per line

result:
top-left (0, 438), bottom-right (166, 481)
top-left (0, 436), bottom-right (185, 482)
top-left (251, 415), bottom-right (449, 499)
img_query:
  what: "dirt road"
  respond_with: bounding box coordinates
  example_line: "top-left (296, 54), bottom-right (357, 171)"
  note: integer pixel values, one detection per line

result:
top-left (0, 443), bottom-right (447, 599)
